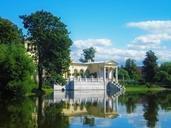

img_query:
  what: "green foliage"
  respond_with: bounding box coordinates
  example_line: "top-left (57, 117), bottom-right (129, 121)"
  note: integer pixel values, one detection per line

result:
top-left (143, 50), bottom-right (158, 83)
top-left (118, 68), bottom-right (130, 80)
top-left (160, 62), bottom-right (171, 74)
top-left (20, 10), bottom-right (72, 88)
top-left (79, 47), bottom-right (96, 62)
top-left (125, 58), bottom-right (141, 80)
top-left (45, 73), bottom-right (67, 86)
top-left (0, 17), bottom-right (23, 44)
top-left (155, 71), bottom-right (169, 83)
top-left (0, 44), bottom-right (35, 95)
top-left (155, 62), bottom-right (171, 86)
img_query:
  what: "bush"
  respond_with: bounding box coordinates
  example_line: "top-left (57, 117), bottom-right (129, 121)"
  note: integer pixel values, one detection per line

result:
top-left (155, 71), bottom-right (171, 87)
top-left (0, 44), bottom-right (35, 95)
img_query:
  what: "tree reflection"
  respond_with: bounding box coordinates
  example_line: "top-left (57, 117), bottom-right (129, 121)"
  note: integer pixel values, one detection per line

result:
top-left (0, 97), bottom-right (36, 128)
top-left (158, 91), bottom-right (171, 111)
top-left (119, 93), bottom-right (138, 114)
top-left (125, 97), bottom-right (137, 113)
top-left (143, 93), bottom-right (159, 128)
top-left (37, 95), bottom-right (43, 128)
top-left (83, 116), bottom-right (95, 126)
top-left (37, 96), bottom-right (69, 128)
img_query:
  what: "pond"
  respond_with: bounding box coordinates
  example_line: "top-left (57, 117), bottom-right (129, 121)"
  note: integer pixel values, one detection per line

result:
top-left (0, 90), bottom-right (171, 128)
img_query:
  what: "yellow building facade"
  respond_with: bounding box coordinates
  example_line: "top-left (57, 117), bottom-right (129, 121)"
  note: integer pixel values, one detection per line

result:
top-left (68, 60), bottom-right (118, 82)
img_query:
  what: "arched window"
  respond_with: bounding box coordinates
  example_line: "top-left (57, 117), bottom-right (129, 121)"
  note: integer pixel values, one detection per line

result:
top-left (73, 69), bottom-right (79, 78)
top-left (85, 69), bottom-right (90, 78)
top-left (80, 69), bottom-right (84, 78)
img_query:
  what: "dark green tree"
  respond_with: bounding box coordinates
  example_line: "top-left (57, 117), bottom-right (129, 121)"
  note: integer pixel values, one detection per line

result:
top-left (79, 47), bottom-right (96, 63)
top-left (0, 44), bottom-right (35, 95)
top-left (125, 58), bottom-right (141, 80)
top-left (0, 17), bottom-right (23, 44)
top-left (143, 50), bottom-right (158, 83)
top-left (20, 10), bottom-right (72, 90)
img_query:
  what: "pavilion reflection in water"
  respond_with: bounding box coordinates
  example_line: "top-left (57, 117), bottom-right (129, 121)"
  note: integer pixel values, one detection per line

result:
top-left (51, 89), bottom-right (124, 119)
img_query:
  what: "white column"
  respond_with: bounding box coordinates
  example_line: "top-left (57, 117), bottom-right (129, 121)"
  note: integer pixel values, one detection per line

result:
top-left (103, 66), bottom-right (106, 90)
top-left (109, 69), bottom-right (113, 80)
top-left (115, 66), bottom-right (118, 83)
top-left (115, 96), bottom-right (118, 112)
top-left (104, 93), bottom-right (106, 114)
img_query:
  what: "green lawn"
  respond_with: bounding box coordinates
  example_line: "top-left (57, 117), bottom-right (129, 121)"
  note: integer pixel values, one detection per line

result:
top-left (42, 85), bottom-right (166, 94)
top-left (125, 85), bottom-right (166, 92)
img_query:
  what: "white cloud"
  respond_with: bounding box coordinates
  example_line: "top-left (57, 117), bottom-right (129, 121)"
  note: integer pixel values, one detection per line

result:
top-left (71, 20), bottom-right (171, 65)
top-left (72, 38), bottom-right (146, 64)
top-left (73, 39), bottom-right (112, 49)
top-left (127, 20), bottom-right (171, 51)
top-left (126, 20), bottom-right (171, 64)
top-left (134, 33), bottom-right (171, 44)
top-left (72, 39), bottom-right (113, 61)
top-left (127, 20), bottom-right (171, 33)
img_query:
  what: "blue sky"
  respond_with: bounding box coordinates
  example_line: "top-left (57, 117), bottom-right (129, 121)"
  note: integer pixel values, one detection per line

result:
top-left (0, 0), bottom-right (171, 65)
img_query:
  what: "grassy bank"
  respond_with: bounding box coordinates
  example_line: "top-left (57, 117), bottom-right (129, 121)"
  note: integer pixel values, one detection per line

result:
top-left (26, 86), bottom-right (53, 96)
top-left (125, 84), bottom-right (166, 92)
top-left (43, 88), bottom-right (53, 94)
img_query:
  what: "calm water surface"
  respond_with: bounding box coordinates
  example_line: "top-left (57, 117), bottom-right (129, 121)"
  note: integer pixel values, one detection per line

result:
top-left (0, 90), bottom-right (171, 128)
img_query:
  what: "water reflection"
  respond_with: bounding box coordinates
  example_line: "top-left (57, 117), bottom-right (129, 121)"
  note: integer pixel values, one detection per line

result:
top-left (143, 93), bottom-right (159, 128)
top-left (51, 90), bottom-right (122, 118)
top-left (0, 90), bottom-right (171, 128)
top-left (37, 96), bottom-right (69, 128)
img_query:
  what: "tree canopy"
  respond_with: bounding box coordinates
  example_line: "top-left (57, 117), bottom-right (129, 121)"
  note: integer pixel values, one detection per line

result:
top-left (20, 10), bottom-right (72, 89)
top-left (0, 17), bottom-right (23, 44)
top-left (143, 50), bottom-right (158, 83)
top-left (79, 47), bottom-right (96, 63)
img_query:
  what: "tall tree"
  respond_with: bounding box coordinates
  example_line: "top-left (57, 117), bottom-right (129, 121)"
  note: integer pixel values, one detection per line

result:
top-left (79, 47), bottom-right (96, 63)
top-left (0, 17), bottom-right (23, 44)
top-left (143, 50), bottom-right (158, 83)
top-left (125, 58), bottom-right (140, 80)
top-left (20, 10), bottom-right (72, 90)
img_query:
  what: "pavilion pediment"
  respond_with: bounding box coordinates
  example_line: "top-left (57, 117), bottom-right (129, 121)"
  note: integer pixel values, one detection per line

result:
top-left (105, 60), bottom-right (117, 65)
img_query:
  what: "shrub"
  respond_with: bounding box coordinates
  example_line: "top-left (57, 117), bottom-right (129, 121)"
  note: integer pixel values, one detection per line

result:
top-left (0, 44), bottom-right (35, 95)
